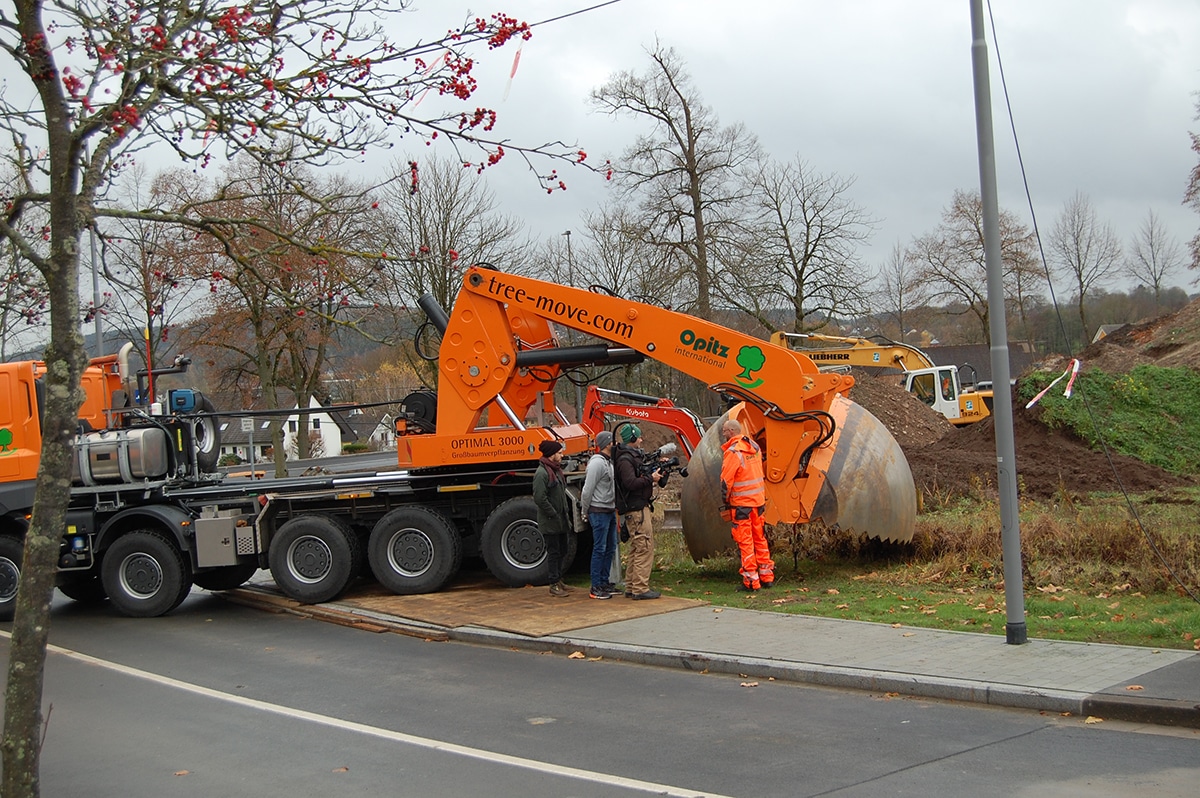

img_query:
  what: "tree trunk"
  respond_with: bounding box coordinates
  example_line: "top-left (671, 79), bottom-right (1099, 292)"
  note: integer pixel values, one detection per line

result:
top-left (1, 188), bottom-right (88, 798)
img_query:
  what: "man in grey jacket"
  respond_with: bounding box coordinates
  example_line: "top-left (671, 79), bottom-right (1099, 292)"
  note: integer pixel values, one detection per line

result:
top-left (580, 430), bottom-right (618, 599)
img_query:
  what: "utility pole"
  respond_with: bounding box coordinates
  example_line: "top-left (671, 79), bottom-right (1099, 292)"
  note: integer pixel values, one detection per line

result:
top-left (561, 230), bottom-right (583, 422)
top-left (969, 0), bottom-right (1026, 644)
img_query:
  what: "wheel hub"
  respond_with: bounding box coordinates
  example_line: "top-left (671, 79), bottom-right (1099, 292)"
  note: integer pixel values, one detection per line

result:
top-left (119, 553), bottom-right (163, 599)
top-left (501, 521), bottom-right (545, 569)
top-left (0, 557), bottom-right (19, 603)
top-left (287, 536), bottom-right (332, 584)
top-left (387, 529), bottom-right (432, 577)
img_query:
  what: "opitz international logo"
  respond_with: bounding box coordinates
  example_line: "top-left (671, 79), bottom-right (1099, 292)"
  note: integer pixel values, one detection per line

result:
top-left (678, 330), bottom-right (765, 389)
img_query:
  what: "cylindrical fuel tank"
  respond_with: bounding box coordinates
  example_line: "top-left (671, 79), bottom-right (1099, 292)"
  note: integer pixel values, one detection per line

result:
top-left (72, 427), bottom-right (171, 485)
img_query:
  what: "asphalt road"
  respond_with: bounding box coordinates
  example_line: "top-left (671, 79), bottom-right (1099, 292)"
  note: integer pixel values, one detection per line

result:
top-left (3, 591), bottom-right (1199, 798)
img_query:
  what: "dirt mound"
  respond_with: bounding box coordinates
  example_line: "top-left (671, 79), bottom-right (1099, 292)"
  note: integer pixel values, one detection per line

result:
top-left (903, 401), bottom-right (1193, 499)
top-left (841, 304), bottom-right (1200, 500)
top-left (844, 372), bottom-right (953, 449)
top-left (1084, 297), bottom-right (1200, 371)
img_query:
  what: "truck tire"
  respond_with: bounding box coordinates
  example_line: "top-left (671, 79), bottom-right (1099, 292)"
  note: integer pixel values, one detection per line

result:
top-left (101, 530), bottom-right (193, 617)
top-left (192, 563), bottom-right (259, 592)
top-left (0, 534), bottom-right (23, 621)
top-left (57, 573), bottom-right (109, 605)
top-left (480, 497), bottom-right (577, 587)
top-left (368, 506), bottom-right (461, 594)
top-left (268, 515), bottom-right (358, 604)
top-left (193, 394), bottom-right (221, 473)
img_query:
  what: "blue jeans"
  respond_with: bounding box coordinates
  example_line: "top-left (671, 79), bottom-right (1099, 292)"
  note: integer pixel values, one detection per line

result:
top-left (588, 511), bottom-right (619, 590)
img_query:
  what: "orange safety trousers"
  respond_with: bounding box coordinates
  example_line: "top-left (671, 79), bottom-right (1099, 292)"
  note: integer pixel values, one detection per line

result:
top-left (731, 506), bottom-right (774, 589)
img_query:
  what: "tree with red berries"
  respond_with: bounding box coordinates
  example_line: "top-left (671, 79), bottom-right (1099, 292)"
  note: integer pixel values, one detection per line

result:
top-left (0, 2), bottom-right (572, 793)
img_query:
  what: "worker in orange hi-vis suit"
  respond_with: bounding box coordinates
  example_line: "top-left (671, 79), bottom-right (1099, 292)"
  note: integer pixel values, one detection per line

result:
top-left (719, 419), bottom-right (774, 591)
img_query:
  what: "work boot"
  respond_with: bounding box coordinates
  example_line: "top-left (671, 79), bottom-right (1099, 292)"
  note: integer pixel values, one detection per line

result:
top-left (631, 589), bottom-right (661, 600)
top-left (557, 581), bottom-right (576, 593)
top-left (549, 583), bottom-right (570, 598)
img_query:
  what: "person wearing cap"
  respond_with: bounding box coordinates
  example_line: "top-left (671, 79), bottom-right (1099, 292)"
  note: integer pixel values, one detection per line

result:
top-left (613, 424), bottom-right (662, 600)
top-left (580, 430), bottom-right (618, 599)
top-left (532, 439), bottom-right (573, 597)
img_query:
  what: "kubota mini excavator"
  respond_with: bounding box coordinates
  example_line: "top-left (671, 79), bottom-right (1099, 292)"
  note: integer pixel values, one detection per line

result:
top-left (411, 266), bottom-right (916, 561)
top-left (581, 385), bottom-right (706, 456)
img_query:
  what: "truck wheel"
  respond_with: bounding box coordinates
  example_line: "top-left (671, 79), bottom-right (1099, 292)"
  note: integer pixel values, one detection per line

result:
top-left (193, 394), bottom-right (221, 473)
top-left (0, 534), bottom-right (23, 621)
top-left (101, 530), bottom-right (193, 617)
top-left (268, 515), bottom-right (358, 604)
top-left (368, 506), bottom-right (461, 594)
top-left (480, 497), bottom-right (577, 587)
top-left (192, 563), bottom-right (259, 592)
top-left (57, 573), bottom-right (109, 605)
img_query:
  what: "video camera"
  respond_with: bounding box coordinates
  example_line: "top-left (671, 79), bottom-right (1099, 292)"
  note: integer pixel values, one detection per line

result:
top-left (638, 442), bottom-right (688, 486)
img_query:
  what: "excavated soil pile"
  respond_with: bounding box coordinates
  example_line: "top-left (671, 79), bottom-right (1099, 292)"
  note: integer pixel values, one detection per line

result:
top-left (843, 296), bottom-right (1200, 500)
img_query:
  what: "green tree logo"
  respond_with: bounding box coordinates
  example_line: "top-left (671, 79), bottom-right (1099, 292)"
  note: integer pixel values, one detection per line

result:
top-left (0, 427), bottom-right (13, 454)
top-left (735, 346), bottom-right (766, 389)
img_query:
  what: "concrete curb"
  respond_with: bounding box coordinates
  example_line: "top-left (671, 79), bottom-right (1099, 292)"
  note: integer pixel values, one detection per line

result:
top-left (447, 625), bottom-right (1089, 716)
top-left (238, 589), bottom-right (1200, 730)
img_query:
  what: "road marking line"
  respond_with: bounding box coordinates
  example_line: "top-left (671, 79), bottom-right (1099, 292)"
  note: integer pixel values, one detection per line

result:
top-left (22, 636), bottom-right (732, 798)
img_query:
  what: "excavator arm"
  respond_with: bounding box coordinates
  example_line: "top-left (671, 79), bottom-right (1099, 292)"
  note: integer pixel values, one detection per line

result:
top-left (410, 266), bottom-right (915, 553)
top-left (769, 332), bottom-right (936, 370)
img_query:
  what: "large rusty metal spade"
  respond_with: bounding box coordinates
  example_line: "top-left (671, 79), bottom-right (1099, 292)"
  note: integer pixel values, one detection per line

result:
top-left (679, 396), bottom-right (917, 561)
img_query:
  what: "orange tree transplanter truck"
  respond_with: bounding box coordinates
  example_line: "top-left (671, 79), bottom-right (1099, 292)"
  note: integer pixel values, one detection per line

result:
top-left (0, 265), bottom-right (916, 619)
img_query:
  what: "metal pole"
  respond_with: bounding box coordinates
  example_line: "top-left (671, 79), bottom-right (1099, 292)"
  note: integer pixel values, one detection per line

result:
top-left (84, 141), bottom-right (104, 356)
top-left (969, 0), bottom-right (1026, 644)
top-left (90, 222), bottom-right (102, 356)
top-left (562, 229), bottom-right (584, 423)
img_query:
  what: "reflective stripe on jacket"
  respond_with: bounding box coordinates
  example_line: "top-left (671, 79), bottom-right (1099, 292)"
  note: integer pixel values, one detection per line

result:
top-left (720, 434), bottom-right (766, 508)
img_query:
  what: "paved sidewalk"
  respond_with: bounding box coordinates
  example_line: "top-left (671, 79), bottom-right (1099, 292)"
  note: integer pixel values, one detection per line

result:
top-left (353, 603), bottom-right (1200, 729)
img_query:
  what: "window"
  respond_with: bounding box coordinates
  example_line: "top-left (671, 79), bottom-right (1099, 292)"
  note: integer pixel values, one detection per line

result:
top-left (910, 373), bottom-right (936, 406)
top-left (939, 369), bottom-right (956, 402)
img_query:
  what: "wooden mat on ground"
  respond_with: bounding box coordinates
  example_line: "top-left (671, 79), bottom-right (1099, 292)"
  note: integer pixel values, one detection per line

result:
top-left (337, 576), bottom-right (706, 637)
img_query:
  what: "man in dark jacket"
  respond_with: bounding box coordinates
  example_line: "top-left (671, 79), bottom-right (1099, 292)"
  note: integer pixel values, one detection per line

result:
top-left (533, 439), bottom-right (573, 597)
top-left (613, 424), bottom-right (661, 600)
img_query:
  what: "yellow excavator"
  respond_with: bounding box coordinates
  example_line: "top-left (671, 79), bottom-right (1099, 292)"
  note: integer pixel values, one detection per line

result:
top-left (769, 332), bottom-right (994, 426)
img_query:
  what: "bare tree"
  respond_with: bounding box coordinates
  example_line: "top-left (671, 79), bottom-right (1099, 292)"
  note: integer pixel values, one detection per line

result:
top-left (0, 166), bottom-right (49, 356)
top-left (0, 3), bottom-right (571, 792)
top-left (721, 157), bottom-right (874, 335)
top-left (591, 43), bottom-right (760, 319)
top-left (98, 167), bottom-right (210, 368)
top-left (1048, 192), bottom-right (1124, 346)
top-left (874, 241), bottom-right (927, 342)
top-left (1186, 93), bottom-right (1200, 271)
top-left (908, 190), bottom-right (1038, 343)
top-left (1126, 209), bottom-right (1183, 307)
top-left (375, 155), bottom-right (531, 316)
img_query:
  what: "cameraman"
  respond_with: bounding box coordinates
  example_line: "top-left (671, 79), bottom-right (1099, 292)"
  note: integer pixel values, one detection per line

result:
top-left (613, 424), bottom-right (662, 600)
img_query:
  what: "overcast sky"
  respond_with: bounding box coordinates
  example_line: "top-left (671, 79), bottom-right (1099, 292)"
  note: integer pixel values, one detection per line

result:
top-left (399, 0), bottom-right (1199, 290)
